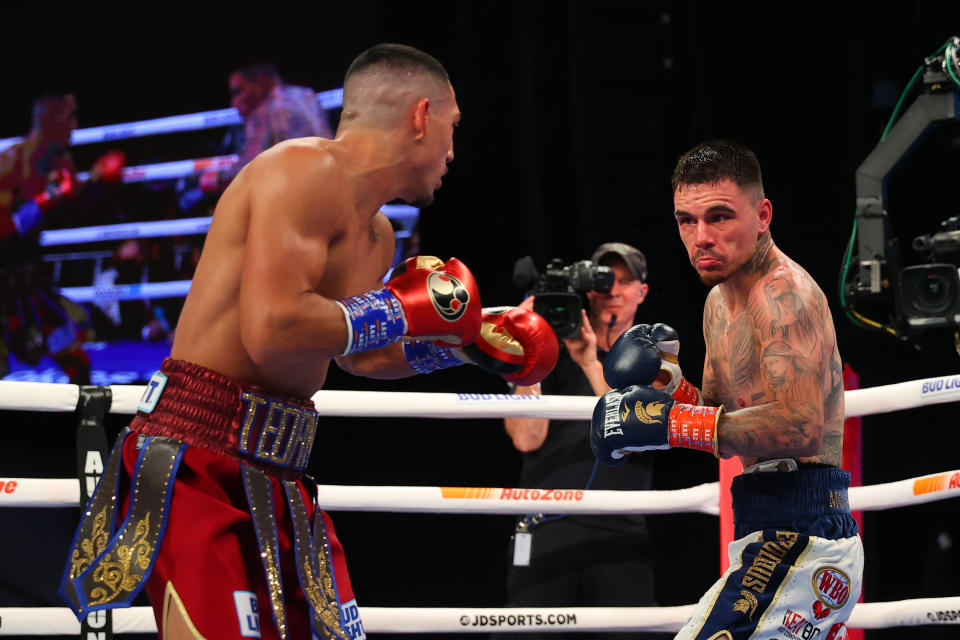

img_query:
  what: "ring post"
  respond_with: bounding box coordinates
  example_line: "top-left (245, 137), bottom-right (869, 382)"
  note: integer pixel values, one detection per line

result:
top-left (74, 386), bottom-right (114, 640)
top-left (842, 363), bottom-right (865, 640)
top-left (717, 457), bottom-right (741, 574)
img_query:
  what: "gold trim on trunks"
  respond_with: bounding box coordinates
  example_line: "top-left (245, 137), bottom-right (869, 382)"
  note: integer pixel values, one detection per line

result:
top-left (64, 434), bottom-right (126, 609)
top-left (66, 435), bottom-right (183, 611)
top-left (78, 437), bottom-right (182, 606)
top-left (283, 481), bottom-right (349, 640)
top-left (243, 465), bottom-right (288, 640)
top-left (162, 581), bottom-right (208, 640)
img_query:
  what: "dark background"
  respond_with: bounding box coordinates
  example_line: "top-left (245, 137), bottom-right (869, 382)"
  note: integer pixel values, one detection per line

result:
top-left (1, 1), bottom-right (959, 638)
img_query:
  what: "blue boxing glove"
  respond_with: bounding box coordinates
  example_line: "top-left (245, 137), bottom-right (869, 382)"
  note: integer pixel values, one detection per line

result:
top-left (604, 323), bottom-right (702, 405)
top-left (591, 385), bottom-right (723, 466)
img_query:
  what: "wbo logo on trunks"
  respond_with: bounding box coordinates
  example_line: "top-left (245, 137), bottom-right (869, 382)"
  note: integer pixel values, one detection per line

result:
top-left (812, 566), bottom-right (851, 611)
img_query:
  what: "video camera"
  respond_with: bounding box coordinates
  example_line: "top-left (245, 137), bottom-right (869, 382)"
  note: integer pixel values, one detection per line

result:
top-left (898, 217), bottom-right (960, 333)
top-left (844, 36), bottom-right (960, 345)
top-left (512, 256), bottom-right (614, 339)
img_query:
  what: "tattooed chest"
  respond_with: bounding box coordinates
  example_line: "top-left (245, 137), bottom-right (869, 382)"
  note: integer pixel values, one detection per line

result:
top-left (707, 312), bottom-right (770, 409)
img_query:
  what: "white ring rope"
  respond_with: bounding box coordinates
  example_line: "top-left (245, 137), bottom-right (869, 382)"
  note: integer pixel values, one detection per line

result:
top-left (2, 596), bottom-right (959, 634)
top-left (4, 469), bottom-right (958, 512)
top-left (59, 280), bottom-right (193, 303)
top-left (74, 154), bottom-right (240, 184)
top-left (39, 203), bottom-right (420, 247)
top-left (1, 373), bottom-right (958, 417)
top-left (0, 480), bottom-right (720, 513)
top-left (2, 377), bottom-right (958, 632)
top-left (0, 87), bottom-right (344, 153)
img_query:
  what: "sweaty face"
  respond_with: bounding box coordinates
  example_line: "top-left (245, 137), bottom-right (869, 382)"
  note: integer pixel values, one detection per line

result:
top-left (586, 260), bottom-right (646, 327)
top-left (673, 179), bottom-right (769, 287)
top-left (410, 84), bottom-right (460, 208)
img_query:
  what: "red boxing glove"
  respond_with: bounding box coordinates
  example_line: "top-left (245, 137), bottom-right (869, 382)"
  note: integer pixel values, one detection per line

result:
top-left (460, 306), bottom-right (559, 385)
top-left (386, 256), bottom-right (482, 347)
top-left (35, 168), bottom-right (76, 210)
top-left (90, 150), bottom-right (126, 184)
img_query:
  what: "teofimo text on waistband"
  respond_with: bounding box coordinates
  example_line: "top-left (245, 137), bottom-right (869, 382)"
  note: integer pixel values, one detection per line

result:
top-left (238, 391), bottom-right (319, 472)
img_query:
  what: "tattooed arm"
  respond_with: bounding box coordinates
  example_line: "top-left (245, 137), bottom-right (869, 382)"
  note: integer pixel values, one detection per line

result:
top-left (716, 268), bottom-right (829, 461)
top-left (700, 288), bottom-right (726, 407)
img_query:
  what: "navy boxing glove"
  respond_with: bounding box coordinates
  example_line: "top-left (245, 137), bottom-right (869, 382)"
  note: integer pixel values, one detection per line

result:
top-left (603, 323), bottom-right (702, 404)
top-left (591, 385), bottom-right (723, 465)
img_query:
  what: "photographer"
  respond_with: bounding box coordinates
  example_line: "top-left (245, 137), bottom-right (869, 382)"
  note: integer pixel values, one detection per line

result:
top-left (503, 243), bottom-right (665, 639)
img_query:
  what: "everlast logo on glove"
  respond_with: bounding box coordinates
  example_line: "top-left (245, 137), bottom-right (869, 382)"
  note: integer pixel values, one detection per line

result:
top-left (602, 391), bottom-right (624, 437)
top-left (427, 272), bottom-right (470, 322)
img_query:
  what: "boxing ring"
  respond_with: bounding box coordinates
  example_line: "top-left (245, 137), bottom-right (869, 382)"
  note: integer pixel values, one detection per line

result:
top-left (2, 86), bottom-right (960, 636)
top-left (1, 374), bottom-right (959, 634)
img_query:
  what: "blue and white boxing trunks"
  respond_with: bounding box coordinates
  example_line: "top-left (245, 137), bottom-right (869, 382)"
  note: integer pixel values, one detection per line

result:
top-left (676, 463), bottom-right (863, 640)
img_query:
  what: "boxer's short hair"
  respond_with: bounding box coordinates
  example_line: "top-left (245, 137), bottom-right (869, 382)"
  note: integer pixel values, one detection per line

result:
top-left (345, 43), bottom-right (449, 88)
top-left (671, 139), bottom-right (764, 202)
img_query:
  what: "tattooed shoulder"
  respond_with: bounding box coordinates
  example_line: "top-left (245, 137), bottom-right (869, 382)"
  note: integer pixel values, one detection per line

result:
top-left (703, 287), bottom-right (728, 338)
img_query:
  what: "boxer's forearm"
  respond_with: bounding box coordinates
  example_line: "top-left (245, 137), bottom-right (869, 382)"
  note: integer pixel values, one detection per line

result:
top-left (716, 400), bottom-right (822, 459)
top-left (334, 343), bottom-right (417, 380)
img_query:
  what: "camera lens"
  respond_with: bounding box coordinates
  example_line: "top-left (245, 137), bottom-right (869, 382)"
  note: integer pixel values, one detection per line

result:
top-left (911, 273), bottom-right (956, 313)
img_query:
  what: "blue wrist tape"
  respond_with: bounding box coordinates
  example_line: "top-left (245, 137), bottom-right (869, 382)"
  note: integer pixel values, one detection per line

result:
top-left (402, 340), bottom-right (463, 374)
top-left (335, 289), bottom-right (407, 354)
top-left (13, 200), bottom-right (43, 235)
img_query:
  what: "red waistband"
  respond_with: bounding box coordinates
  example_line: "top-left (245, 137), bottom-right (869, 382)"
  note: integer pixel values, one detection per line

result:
top-left (130, 358), bottom-right (319, 478)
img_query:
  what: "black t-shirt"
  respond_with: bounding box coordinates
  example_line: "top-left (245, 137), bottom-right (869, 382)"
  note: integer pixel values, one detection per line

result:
top-left (518, 346), bottom-right (653, 535)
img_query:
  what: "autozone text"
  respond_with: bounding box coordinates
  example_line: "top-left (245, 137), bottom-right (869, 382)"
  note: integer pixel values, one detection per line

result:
top-left (499, 488), bottom-right (585, 501)
top-left (781, 610), bottom-right (821, 639)
top-left (0, 481), bottom-right (18, 494)
top-left (926, 609), bottom-right (960, 622)
top-left (460, 613), bottom-right (577, 627)
top-left (913, 472), bottom-right (960, 495)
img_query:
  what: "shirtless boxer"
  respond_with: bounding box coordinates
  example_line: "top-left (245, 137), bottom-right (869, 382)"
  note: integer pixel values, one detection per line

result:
top-left (61, 44), bottom-right (557, 640)
top-left (591, 140), bottom-right (862, 639)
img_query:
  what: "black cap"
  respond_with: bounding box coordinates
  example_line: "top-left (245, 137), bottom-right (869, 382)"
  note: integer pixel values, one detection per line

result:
top-left (591, 242), bottom-right (648, 282)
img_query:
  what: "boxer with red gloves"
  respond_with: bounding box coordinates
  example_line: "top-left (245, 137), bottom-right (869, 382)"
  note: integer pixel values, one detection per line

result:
top-left (62, 44), bottom-right (487, 640)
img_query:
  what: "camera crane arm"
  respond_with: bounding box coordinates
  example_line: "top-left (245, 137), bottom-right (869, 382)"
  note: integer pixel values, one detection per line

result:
top-left (853, 37), bottom-right (960, 296)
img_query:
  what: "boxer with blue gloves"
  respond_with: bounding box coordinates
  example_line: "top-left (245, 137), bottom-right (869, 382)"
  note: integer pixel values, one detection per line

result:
top-left (591, 140), bottom-right (861, 640)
